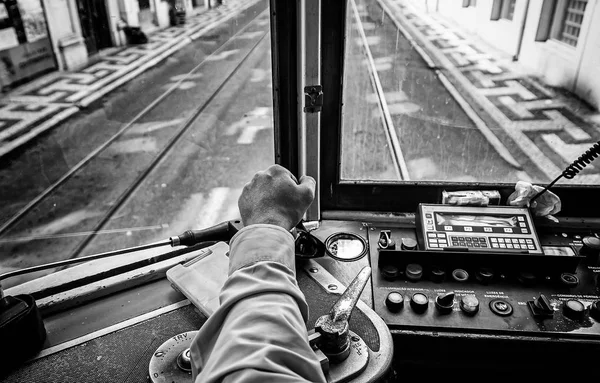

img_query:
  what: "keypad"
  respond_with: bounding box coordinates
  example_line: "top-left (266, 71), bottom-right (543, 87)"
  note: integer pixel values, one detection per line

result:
top-left (428, 233), bottom-right (536, 251)
top-left (448, 236), bottom-right (488, 248)
top-left (427, 233), bottom-right (447, 248)
top-left (489, 237), bottom-right (535, 250)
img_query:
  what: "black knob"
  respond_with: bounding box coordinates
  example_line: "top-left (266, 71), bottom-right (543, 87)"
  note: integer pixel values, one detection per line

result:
top-left (590, 301), bottom-right (600, 321)
top-left (489, 299), bottom-right (513, 316)
top-left (460, 295), bottom-right (479, 315)
top-left (535, 294), bottom-right (553, 314)
top-left (518, 271), bottom-right (536, 286)
top-left (405, 263), bottom-right (423, 282)
top-left (580, 236), bottom-right (600, 257)
top-left (429, 266), bottom-right (445, 283)
top-left (475, 268), bottom-right (494, 284)
top-left (410, 293), bottom-right (429, 312)
top-left (385, 292), bottom-right (404, 312)
top-left (435, 292), bottom-right (455, 314)
top-left (563, 299), bottom-right (586, 320)
top-left (401, 238), bottom-right (418, 251)
top-left (528, 294), bottom-right (554, 318)
top-left (381, 264), bottom-right (399, 281)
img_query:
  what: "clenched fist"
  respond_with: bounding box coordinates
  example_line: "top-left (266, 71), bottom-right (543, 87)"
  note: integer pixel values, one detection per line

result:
top-left (238, 165), bottom-right (316, 231)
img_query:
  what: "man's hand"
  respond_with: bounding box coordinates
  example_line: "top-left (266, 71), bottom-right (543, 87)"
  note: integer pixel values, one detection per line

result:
top-left (239, 165), bottom-right (316, 231)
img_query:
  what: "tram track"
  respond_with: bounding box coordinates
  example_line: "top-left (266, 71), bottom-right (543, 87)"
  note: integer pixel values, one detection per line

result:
top-left (0, 12), bottom-right (270, 276)
top-left (345, 0), bottom-right (525, 182)
top-left (0, 11), bottom-right (269, 239)
top-left (350, 0), bottom-right (408, 181)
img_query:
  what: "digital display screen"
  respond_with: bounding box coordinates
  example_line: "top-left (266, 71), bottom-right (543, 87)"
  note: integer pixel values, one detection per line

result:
top-left (435, 213), bottom-right (518, 228)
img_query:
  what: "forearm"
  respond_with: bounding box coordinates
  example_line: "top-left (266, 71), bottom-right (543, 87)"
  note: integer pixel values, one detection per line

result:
top-left (190, 225), bottom-right (326, 383)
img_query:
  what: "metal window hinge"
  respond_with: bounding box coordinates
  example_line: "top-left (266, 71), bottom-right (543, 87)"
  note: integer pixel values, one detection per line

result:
top-left (304, 85), bottom-right (323, 113)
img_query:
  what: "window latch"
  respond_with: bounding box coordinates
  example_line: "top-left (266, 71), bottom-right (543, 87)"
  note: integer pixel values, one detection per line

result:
top-left (304, 85), bottom-right (323, 113)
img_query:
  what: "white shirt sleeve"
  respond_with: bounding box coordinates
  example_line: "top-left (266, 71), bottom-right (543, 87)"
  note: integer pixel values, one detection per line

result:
top-left (190, 224), bottom-right (327, 383)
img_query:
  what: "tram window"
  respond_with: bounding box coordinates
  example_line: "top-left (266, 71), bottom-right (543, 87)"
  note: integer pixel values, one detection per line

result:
top-left (340, 0), bottom-right (600, 187)
top-left (0, 1), bottom-right (274, 288)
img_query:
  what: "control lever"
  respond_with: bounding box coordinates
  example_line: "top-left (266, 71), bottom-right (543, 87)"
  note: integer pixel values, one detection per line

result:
top-left (312, 266), bottom-right (371, 363)
top-left (0, 219), bottom-right (244, 375)
top-left (295, 223), bottom-right (326, 259)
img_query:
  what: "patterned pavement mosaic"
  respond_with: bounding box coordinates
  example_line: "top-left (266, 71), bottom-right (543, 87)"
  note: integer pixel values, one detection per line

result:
top-left (382, 0), bottom-right (600, 183)
top-left (0, 0), bottom-right (261, 158)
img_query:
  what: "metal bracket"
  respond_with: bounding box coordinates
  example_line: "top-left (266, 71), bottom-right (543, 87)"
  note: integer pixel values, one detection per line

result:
top-left (304, 85), bottom-right (323, 113)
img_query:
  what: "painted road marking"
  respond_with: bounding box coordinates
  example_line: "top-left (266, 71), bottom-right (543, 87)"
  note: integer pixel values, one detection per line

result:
top-left (250, 68), bottom-right (268, 82)
top-left (205, 49), bottom-right (240, 61)
top-left (372, 57), bottom-right (393, 71)
top-left (194, 187), bottom-right (230, 229)
top-left (126, 119), bottom-right (184, 135)
top-left (226, 107), bottom-right (273, 144)
top-left (234, 31), bottom-right (264, 39)
top-left (162, 74), bottom-right (203, 90)
top-left (109, 137), bottom-right (158, 153)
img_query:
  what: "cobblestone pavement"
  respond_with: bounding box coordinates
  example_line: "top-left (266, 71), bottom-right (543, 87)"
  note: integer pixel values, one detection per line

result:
top-left (0, 0), bottom-right (261, 158)
top-left (383, 0), bottom-right (600, 184)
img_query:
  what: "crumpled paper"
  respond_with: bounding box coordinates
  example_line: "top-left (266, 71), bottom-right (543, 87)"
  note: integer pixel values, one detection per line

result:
top-left (507, 181), bottom-right (561, 222)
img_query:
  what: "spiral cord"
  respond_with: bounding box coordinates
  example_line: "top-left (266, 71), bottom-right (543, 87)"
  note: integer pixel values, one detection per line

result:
top-left (562, 140), bottom-right (600, 179)
top-left (529, 140), bottom-right (600, 204)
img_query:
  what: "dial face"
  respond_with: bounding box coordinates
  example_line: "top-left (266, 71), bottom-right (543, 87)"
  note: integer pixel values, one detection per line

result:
top-left (326, 233), bottom-right (366, 261)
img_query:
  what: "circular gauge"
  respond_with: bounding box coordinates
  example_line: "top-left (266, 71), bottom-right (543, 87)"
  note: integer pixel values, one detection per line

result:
top-left (325, 232), bottom-right (367, 262)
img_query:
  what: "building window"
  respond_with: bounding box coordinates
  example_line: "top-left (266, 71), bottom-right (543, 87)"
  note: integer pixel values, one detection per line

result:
top-left (558, 0), bottom-right (588, 46)
top-left (491, 0), bottom-right (515, 20)
top-left (501, 0), bottom-right (517, 20)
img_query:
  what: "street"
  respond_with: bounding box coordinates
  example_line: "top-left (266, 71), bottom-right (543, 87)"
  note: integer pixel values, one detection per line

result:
top-left (1, 0), bottom-right (599, 288)
top-left (0, 1), bottom-right (274, 287)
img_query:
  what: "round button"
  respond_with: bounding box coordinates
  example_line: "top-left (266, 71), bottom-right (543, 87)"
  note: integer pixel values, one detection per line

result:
top-left (563, 299), bottom-right (586, 320)
top-left (580, 236), bottom-right (600, 257)
top-left (559, 272), bottom-right (579, 287)
top-left (451, 269), bottom-right (469, 282)
top-left (410, 293), bottom-right (429, 312)
top-left (518, 271), bottom-right (536, 286)
top-left (381, 264), bottom-right (399, 281)
top-left (177, 348), bottom-right (192, 372)
top-left (435, 292), bottom-right (455, 314)
top-left (401, 238), bottom-right (418, 251)
top-left (405, 263), bottom-right (423, 282)
top-left (460, 295), bottom-right (479, 315)
top-left (385, 292), bottom-right (404, 312)
top-left (429, 266), bottom-right (445, 283)
top-left (489, 299), bottom-right (513, 316)
top-left (475, 267), bottom-right (494, 285)
top-left (590, 301), bottom-right (600, 321)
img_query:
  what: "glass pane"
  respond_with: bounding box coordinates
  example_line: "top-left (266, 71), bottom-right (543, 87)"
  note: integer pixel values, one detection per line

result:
top-left (341, 0), bottom-right (599, 186)
top-left (0, 0), bottom-right (273, 288)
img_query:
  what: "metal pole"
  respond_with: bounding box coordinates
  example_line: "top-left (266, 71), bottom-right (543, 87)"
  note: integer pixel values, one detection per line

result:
top-left (0, 239), bottom-right (171, 284)
top-left (514, 0), bottom-right (531, 61)
top-left (299, 0), bottom-right (321, 221)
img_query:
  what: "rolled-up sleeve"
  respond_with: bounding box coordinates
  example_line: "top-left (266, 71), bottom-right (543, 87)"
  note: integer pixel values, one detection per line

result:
top-left (190, 224), bottom-right (326, 383)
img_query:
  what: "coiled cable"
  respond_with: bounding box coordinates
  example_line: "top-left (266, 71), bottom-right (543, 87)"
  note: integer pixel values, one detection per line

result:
top-left (562, 140), bottom-right (600, 179)
top-left (529, 140), bottom-right (600, 204)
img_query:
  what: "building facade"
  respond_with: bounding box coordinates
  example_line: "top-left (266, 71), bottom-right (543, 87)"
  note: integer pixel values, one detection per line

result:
top-left (423, 0), bottom-right (600, 110)
top-left (0, 0), bottom-right (209, 91)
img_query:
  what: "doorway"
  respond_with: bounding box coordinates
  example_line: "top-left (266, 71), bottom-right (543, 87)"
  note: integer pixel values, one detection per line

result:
top-left (76, 0), bottom-right (112, 56)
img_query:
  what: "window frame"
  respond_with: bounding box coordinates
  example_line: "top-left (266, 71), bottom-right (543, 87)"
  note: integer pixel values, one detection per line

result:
top-left (500, 0), bottom-right (517, 20)
top-left (551, 0), bottom-right (588, 47)
top-left (273, 0), bottom-right (600, 218)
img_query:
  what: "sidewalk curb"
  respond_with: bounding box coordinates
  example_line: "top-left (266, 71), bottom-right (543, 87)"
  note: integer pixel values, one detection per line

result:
top-left (379, 0), bottom-right (582, 181)
top-left (378, 0), bottom-right (523, 171)
top-left (0, 0), bottom-right (263, 159)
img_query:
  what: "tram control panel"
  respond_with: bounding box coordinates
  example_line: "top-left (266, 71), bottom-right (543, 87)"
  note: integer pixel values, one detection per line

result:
top-left (371, 203), bottom-right (600, 339)
top-left (416, 204), bottom-right (543, 254)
